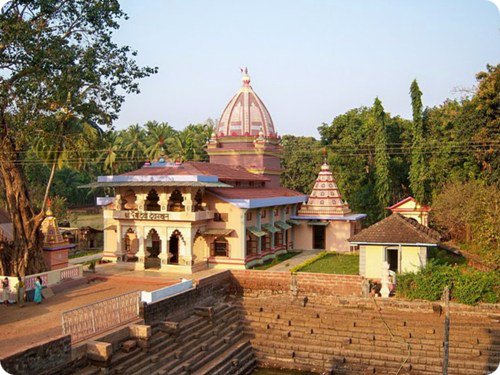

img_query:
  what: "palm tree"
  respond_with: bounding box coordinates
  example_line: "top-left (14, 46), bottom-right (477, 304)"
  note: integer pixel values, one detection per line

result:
top-left (144, 121), bottom-right (176, 161)
top-left (101, 131), bottom-right (123, 174)
top-left (122, 124), bottom-right (146, 167)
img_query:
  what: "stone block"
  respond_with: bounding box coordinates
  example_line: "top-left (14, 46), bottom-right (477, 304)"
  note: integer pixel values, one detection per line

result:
top-left (159, 321), bottom-right (179, 334)
top-left (129, 324), bottom-right (151, 340)
top-left (121, 339), bottom-right (137, 353)
top-left (86, 341), bottom-right (112, 362)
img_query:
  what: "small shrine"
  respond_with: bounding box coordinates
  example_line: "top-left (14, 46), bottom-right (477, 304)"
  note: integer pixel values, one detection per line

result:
top-left (292, 152), bottom-right (366, 252)
top-left (387, 196), bottom-right (431, 227)
top-left (41, 200), bottom-right (75, 270)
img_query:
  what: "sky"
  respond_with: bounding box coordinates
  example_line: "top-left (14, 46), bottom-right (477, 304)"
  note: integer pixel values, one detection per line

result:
top-left (113, 0), bottom-right (500, 137)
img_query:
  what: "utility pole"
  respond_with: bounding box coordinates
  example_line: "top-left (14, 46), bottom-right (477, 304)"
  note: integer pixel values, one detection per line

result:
top-left (442, 286), bottom-right (450, 375)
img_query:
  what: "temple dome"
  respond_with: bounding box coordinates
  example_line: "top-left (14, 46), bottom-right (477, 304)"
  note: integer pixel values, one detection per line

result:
top-left (216, 69), bottom-right (276, 138)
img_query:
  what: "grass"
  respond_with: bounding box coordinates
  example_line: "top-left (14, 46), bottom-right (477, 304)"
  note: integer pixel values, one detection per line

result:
top-left (295, 252), bottom-right (359, 275)
top-left (252, 251), bottom-right (302, 270)
top-left (69, 249), bottom-right (103, 259)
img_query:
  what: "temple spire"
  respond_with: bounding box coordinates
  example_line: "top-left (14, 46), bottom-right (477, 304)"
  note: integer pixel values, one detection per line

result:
top-left (240, 67), bottom-right (250, 86)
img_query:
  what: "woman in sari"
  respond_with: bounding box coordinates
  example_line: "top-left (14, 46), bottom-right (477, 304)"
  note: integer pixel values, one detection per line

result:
top-left (34, 276), bottom-right (43, 304)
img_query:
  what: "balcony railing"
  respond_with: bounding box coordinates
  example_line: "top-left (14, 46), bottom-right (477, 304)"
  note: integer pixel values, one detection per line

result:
top-left (113, 210), bottom-right (214, 222)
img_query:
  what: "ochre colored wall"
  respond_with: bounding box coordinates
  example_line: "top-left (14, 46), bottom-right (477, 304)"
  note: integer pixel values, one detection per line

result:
top-left (401, 246), bottom-right (426, 273)
top-left (364, 245), bottom-right (385, 278)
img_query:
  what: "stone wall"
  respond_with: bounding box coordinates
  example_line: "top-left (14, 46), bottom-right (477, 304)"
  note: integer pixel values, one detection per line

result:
top-left (0, 335), bottom-right (72, 375)
top-left (229, 269), bottom-right (363, 296)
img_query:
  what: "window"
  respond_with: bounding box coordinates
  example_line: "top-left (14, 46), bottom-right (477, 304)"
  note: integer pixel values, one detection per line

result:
top-left (213, 212), bottom-right (228, 222)
top-left (167, 190), bottom-right (185, 212)
top-left (261, 209), bottom-right (267, 218)
top-left (145, 189), bottom-right (161, 211)
top-left (274, 208), bottom-right (279, 217)
top-left (246, 212), bottom-right (252, 221)
top-left (212, 238), bottom-right (228, 257)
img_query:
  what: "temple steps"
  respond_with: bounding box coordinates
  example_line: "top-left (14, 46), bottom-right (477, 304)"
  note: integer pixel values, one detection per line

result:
top-left (73, 302), bottom-right (256, 375)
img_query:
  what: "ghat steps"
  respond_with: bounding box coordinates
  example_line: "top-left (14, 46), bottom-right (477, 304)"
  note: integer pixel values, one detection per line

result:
top-left (74, 302), bottom-right (256, 375)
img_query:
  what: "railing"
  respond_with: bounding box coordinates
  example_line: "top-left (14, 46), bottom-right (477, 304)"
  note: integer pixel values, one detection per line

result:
top-left (113, 210), bottom-right (214, 222)
top-left (62, 290), bottom-right (140, 342)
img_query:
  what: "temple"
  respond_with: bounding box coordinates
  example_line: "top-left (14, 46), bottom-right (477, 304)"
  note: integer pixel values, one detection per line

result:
top-left (85, 69), bottom-right (365, 272)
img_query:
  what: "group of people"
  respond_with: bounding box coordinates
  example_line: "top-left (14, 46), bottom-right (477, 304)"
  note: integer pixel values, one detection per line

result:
top-left (1, 276), bottom-right (43, 307)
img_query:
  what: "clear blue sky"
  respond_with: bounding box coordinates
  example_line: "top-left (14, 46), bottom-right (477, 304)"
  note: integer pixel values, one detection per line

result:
top-left (113, 0), bottom-right (500, 137)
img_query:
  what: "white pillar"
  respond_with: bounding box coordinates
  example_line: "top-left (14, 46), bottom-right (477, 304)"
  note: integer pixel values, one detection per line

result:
top-left (115, 224), bottom-right (124, 261)
top-left (135, 226), bottom-right (145, 271)
top-left (159, 227), bottom-right (169, 269)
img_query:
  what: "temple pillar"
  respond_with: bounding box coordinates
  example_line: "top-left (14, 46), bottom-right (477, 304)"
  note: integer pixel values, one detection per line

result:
top-left (256, 210), bottom-right (262, 254)
top-left (114, 193), bottom-right (123, 210)
top-left (182, 189), bottom-right (194, 212)
top-left (136, 193), bottom-right (146, 212)
top-left (135, 226), bottom-right (145, 270)
top-left (114, 224), bottom-right (124, 261)
top-left (159, 228), bottom-right (169, 269)
top-left (159, 192), bottom-right (169, 212)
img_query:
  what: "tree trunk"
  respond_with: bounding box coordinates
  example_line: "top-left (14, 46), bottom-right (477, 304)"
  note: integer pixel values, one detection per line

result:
top-left (0, 123), bottom-right (47, 276)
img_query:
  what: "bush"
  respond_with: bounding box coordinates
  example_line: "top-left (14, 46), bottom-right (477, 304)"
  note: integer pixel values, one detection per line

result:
top-left (397, 260), bottom-right (500, 305)
top-left (453, 270), bottom-right (499, 305)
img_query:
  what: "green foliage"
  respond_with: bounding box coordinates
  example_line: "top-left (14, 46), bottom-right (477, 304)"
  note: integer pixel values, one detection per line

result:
top-left (431, 180), bottom-right (499, 265)
top-left (409, 79), bottom-right (427, 204)
top-left (318, 106), bottom-right (410, 224)
top-left (397, 261), bottom-right (499, 305)
top-left (397, 260), bottom-right (459, 301)
top-left (280, 135), bottom-right (323, 194)
top-left (453, 270), bottom-right (500, 305)
top-left (373, 98), bottom-right (391, 219)
top-left (427, 248), bottom-right (466, 266)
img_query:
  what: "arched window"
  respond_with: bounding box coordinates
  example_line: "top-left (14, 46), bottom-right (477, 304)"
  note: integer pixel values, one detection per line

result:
top-left (145, 189), bottom-right (161, 211)
top-left (194, 190), bottom-right (203, 212)
top-left (123, 190), bottom-right (137, 210)
top-left (168, 190), bottom-right (185, 212)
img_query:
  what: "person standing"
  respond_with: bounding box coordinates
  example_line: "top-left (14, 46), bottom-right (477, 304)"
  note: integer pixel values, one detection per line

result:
top-left (2, 277), bottom-right (9, 306)
top-left (34, 276), bottom-right (43, 304)
top-left (16, 276), bottom-right (25, 307)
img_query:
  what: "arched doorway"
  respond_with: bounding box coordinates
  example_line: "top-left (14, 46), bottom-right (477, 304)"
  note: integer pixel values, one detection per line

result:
top-left (145, 229), bottom-right (161, 269)
top-left (123, 228), bottom-right (138, 261)
top-left (169, 230), bottom-right (181, 264)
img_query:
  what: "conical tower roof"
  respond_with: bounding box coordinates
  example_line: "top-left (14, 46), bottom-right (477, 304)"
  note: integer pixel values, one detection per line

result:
top-left (41, 199), bottom-right (70, 249)
top-left (216, 68), bottom-right (276, 138)
top-left (298, 158), bottom-right (351, 217)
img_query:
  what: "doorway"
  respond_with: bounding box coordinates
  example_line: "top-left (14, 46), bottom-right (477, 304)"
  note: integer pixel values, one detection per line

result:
top-left (169, 231), bottom-right (180, 264)
top-left (386, 248), bottom-right (399, 272)
top-left (145, 229), bottom-right (161, 269)
top-left (313, 226), bottom-right (325, 250)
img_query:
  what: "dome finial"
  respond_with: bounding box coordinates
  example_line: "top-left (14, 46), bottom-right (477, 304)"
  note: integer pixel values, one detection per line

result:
top-left (240, 67), bottom-right (250, 86)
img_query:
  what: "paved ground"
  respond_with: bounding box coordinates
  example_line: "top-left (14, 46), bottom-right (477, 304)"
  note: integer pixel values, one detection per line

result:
top-left (68, 253), bottom-right (103, 265)
top-left (267, 249), bottom-right (323, 271)
top-left (0, 263), bottom-right (224, 358)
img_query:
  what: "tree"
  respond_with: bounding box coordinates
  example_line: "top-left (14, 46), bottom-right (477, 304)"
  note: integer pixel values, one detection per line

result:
top-left (409, 79), bottom-right (427, 203)
top-left (144, 121), bottom-right (176, 161)
top-left (372, 98), bottom-right (390, 218)
top-left (280, 135), bottom-right (323, 194)
top-left (0, 0), bottom-right (156, 275)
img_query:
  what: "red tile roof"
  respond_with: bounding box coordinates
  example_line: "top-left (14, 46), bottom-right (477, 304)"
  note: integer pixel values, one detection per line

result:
top-left (208, 187), bottom-right (306, 200)
top-left (349, 213), bottom-right (441, 244)
top-left (121, 161), bottom-right (269, 182)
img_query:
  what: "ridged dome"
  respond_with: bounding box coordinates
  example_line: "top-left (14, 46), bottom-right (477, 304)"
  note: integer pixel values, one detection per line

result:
top-left (216, 69), bottom-right (276, 138)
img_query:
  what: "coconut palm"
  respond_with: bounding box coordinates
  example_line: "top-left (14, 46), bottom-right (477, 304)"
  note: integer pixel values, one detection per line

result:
top-left (122, 124), bottom-right (146, 166)
top-left (144, 121), bottom-right (176, 161)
